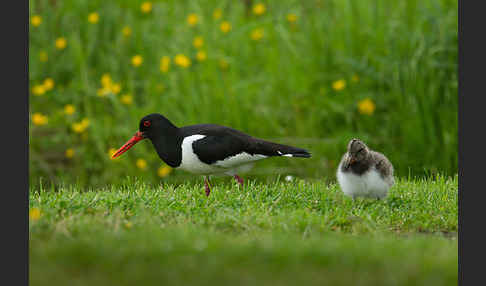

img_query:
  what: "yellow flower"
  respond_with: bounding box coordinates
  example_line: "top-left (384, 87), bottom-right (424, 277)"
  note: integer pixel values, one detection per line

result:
top-left (96, 78), bottom-right (122, 95)
top-left (220, 21), bottom-right (231, 33)
top-left (55, 37), bottom-right (67, 50)
top-left (122, 26), bottom-right (132, 37)
top-left (65, 148), bottom-right (74, 158)
top-left (352, 75), bottom-right (360, 83)
top-left (187, 13), bottom-right (198, 26)
top-left (160, 56), bottom-right (170, 73)
top-left (64, 104), bottom-right (75, 115)
top-left (141, 2), bottom-right (153, 14)
top-left (72, 123), bottom-right (84, 133)
top-left (43, 78), bottom-right (54, 91)
top-left (131, 55), bottom-right (143, 67)
top-left (32, 85), bottom-right (46, 96)
top-left (120, 94), bottom-right (133, 105)
top-left (193, 36), bottom-right (204, 49)
top-left (108, 148), bottom-right (117, 158)
top-left (29, 207), bottom-right (41, 221)
top-left (32, 113), bottom-right (48, 126)
top-left (253, 3), bottom-right (266, 15)
top-left (196, 51), bottom-right (207, 62)
top-left (101, 73), bottom-right (112, 87)
top-left (31, 15), bottom-right (42, 27)
top-left (88, 12), bottom-right (99, 24)
top-left (111, 83), bottom-right (121, 94)
top-left (358, 98), bottom-right (376, 115)
top-left (136, 159), bottom-right (147, 170)
top-left (72, 118), bottom-right (90, 133)
top-left (213, 9), bottom-right (222, 20)
top-left (174, 54), bottom-right (191, 68)
top-left (287, 13), bottom-right (297, 23)
top-left (158, 165), bottom-right (172, 178)
top-left (332, 79), bottom-right (346, 91)
top-left (39, 51), bottom-right (48, 62)
top-left (250, 28), bottom-right (264, 41)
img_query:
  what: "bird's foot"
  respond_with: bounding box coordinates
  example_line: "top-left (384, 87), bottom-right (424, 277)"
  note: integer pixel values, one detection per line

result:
top-left (204, 178), bottom-right (211, 196)
top-left (234, 175), bottom-right (244, 186)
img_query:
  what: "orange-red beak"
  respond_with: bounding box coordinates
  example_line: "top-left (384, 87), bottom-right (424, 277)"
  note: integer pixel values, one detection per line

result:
top-left (112, 131), bottom-right (145, 158)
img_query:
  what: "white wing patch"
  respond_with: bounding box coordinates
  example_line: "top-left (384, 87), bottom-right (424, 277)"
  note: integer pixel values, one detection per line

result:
top-left (277, 150), bottom-right (293, 157)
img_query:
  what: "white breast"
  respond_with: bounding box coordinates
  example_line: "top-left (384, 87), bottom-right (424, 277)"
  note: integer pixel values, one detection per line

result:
top-left (336, 165), bottom-right (391, 199)
top-left (179, 135), bottom-right (224, 175)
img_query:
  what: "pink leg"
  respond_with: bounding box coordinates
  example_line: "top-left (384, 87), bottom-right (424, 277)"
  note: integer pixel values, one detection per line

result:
top-left (234, 175), bottom-right (244, 186)
top-left (204, 178), bottom-right (211, 196)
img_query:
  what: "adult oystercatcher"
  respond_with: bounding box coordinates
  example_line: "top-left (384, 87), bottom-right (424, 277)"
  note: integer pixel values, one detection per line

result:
top-left (336, 138), bottom-right (394, 200)
top-left (112, 113), bottom-right (311, 196)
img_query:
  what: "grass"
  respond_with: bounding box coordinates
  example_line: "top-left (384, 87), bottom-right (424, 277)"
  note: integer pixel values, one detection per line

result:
top-left (29, 0), bottom-right (458, 187)
top-left (29, 175), bottom-right (458, 285)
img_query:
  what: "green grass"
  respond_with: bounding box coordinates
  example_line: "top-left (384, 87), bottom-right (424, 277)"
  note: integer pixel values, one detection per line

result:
top-left (30, 175), bottom-right (458, 285)
top-left (29, 0), bottom-right (458, 187)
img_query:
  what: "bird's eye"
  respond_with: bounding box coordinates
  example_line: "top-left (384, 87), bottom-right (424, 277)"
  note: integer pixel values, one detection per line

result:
top-left (143, 120), bottom-right (151, 127)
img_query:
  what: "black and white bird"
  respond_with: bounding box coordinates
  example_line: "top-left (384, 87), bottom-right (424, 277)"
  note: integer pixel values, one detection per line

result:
top-left (336, 138), bottom-right (394, 200)
top-left (112, 113), bottom-right (311, 196)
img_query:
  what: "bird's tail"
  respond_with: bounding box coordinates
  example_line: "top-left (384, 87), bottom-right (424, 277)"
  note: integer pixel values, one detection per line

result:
top-left (253, 139), bottom-right (311, 158)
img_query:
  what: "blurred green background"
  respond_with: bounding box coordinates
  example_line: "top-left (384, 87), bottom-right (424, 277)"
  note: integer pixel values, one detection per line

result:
top-left (29, 0), bottom-right (457, 187)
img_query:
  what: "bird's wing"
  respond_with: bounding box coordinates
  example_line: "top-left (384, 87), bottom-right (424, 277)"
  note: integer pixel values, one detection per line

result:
top-left (183, 124), bottom-right (310, 167)
top-left (191, 128), bottom-right (257, 166)
top-left (371, 151), bottom-right (394, 180)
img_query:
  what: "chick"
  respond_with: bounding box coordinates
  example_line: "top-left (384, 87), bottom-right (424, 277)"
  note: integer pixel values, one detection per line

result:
top-left (337, 139), bottom-right (394, 200)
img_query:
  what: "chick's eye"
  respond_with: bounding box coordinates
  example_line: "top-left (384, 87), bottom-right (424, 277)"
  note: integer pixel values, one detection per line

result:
top-left (143, 121), bottom-right (151, 127)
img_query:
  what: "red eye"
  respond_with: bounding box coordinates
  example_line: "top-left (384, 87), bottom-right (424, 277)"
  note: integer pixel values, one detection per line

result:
top-left (143, 121), bottom-right (151, 127)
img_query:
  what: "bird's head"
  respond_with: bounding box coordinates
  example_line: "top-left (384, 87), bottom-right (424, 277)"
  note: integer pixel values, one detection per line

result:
top-left (346, 138), bottom-right (370, 165)
top-left (111, 113), bottom-right (177, 158)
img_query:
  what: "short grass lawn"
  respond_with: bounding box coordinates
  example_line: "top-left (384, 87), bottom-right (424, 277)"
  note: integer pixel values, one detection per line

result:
top-left (29, 175), bottom-right (458, 286)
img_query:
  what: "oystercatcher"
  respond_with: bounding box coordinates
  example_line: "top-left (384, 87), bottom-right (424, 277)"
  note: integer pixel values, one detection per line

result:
top-left (112, 113), bottom-right (311, 196)
top-left (336, 138), bottom-right (394, 200)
